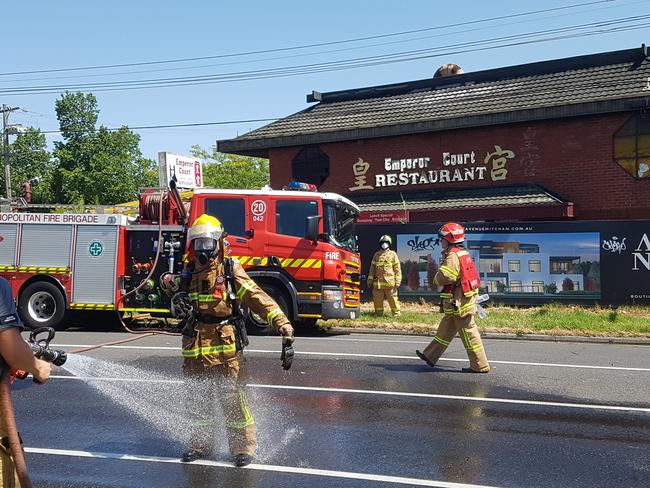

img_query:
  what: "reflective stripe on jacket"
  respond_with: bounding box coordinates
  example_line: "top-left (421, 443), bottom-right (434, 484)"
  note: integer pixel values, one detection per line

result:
top-left (182, 258), bottom-right (291, 365)
top-left (367, 249), bottom-right (402, 289)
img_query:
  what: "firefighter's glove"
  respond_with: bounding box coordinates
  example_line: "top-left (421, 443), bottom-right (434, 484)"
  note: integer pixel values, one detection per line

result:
top-left (171, 292), bottom-right (194, 321)
top-left (281, 333), bottom-right (295, 371)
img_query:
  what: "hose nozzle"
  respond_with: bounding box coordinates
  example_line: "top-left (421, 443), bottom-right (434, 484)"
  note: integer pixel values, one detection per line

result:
top-left (28, 327), bottom-right (68, 366)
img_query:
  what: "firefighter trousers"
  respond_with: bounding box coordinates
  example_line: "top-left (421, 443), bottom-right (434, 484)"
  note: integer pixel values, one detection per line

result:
top-left (184, 355), bottom-right (256, 457)
top-left (422, 314), bottom-right (490, 372)
top-left (372, 287), bottom-right (400, 316)
top-left (0, 421), bottom-right (22, 488)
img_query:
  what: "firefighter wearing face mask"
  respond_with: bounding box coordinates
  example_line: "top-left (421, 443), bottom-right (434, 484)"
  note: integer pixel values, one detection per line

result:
top-left (416, 222), bottom-right (490, 373)
top-left (176, 214), bottom-right (294, 467)
top-left (367, 235), bottom-right (402, 317)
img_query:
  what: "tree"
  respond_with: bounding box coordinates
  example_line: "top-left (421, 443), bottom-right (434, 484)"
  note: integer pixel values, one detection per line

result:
top-left (426, 255), bottom-right (439, 291)
top-left (407, 261), bottom-right (420, 290)
top-left (53, 92), bottom-right (157, 204)
top-left (562, 277), bottom-right (575, 291)
top-left (191, 144), bottom-right (269, 189)
top-left (544, 282), bottom-right (558, 294)
top-left (4, 128), bottom-right (55, 203)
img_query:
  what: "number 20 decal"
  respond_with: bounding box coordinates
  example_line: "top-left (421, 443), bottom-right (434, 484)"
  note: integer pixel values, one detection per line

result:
top-left (251, 200), bottom-right (267, 222)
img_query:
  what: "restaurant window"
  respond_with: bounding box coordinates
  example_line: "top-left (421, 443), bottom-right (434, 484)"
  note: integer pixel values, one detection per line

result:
top-left (531, 281), bottom-right (545, 293)
top-left (486, 281), bottom-right (500, 293)
top-left (508, 260), bottom-right (520, 272)
top-left (292, 145), bottom-right (330, 186)
top-left (613, 114), bottom-right (650, 179)
top-left (480, 258), bottom-right (502, 273)
top-left (528, 260), bottom-right (541, 272)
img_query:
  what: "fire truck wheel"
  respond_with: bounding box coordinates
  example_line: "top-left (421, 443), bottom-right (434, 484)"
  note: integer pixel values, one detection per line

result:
top-left (18, 281), bottom-right (67, 330)
top-left (244, 286), bottom-right (291, 336)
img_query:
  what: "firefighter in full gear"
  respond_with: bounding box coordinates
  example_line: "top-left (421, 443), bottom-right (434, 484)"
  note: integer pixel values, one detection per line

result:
top-left (416, 223), bottom-right (490, 373)
top-left (367, 235), bottom-right (402, 317)
top-left (0, 278), bottom-right (52, 487)
top-left (175, 215), bottom-right (294, 467)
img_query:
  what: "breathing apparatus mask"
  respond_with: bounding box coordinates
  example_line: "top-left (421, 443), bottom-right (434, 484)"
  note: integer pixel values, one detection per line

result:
top-left (381, 242), bottom-right (389, 250)
top-left (194, 237), bottom-right (219, 265)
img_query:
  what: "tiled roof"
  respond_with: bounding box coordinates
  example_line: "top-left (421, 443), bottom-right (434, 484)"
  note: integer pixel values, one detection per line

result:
top-left (218, 46), bottom-right (650, 156)
top-left (353, 184), bottom-right (566, 213)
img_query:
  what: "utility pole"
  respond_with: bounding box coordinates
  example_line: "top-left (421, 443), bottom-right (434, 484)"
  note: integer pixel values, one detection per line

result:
top-left (2, 104), bottom-right (20, 199)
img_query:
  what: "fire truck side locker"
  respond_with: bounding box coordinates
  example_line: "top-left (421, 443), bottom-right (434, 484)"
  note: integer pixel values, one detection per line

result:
top-left (0, 213), bottom-right (126, 329)
top-left (72, 225), bottom-right (120, 305)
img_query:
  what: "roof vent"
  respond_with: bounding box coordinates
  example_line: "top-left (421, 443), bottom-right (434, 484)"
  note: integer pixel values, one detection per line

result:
top-left (433, 64), bottom-right (464, 78)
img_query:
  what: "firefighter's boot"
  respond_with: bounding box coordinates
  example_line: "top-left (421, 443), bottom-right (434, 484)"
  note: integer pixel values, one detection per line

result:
top-left (234, 453), bottom-right (252, 467)
top-left (416, 350), bottom-right (435, 368)
top-left (181, 448), bottom-right (207, 463)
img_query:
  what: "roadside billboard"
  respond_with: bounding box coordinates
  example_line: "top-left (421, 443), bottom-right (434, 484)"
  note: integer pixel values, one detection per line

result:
top-left (357, 221), bottom-right (650, 305)
top-left (158, 152), bottom-right (203, 189)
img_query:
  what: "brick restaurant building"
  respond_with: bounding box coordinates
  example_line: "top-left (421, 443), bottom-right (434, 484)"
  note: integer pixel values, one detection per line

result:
top-left (219, 46), bottom-right (650, 305)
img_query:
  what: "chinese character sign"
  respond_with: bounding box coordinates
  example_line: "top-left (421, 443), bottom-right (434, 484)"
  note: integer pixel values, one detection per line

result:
top-left (484, 145), bottom-right (515, 181)
top-left (349, 158), bottom-right (374, 191)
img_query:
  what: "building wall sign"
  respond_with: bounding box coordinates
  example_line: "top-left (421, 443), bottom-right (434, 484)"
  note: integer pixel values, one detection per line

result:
top-left (356, 220), bottom-right (650, 306)
top-left (349, 146), bottom-right (515, 191)
top-left (357, 210), bottom-right (408, 225)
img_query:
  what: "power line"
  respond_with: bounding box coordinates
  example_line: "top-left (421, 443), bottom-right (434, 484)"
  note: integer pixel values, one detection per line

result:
top-left (4, 0), bottom-right (638, 86)
top-left (37, 118), bottom-right (280, 134)
top-left (1, 14), bottom-right (647, 96)
top-left (0, 0), bottom-right (617, 78)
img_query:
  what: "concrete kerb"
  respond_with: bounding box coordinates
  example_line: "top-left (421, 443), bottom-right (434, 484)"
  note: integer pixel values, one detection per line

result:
top-left (325, 327), bottom-right (650, 345)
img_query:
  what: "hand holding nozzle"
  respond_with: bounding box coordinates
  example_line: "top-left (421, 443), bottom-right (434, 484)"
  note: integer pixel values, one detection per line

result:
top-left (281, 330), bottom-right (295, 371)
top-left (29, 327), bottom-right (68, 366)
top-left (12, 327), bottom-right (67, 384)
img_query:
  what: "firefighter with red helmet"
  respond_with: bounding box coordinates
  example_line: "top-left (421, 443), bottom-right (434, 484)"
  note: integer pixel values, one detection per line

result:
top-left (416, 222), bottom-right (490, 373)
top-left (367, 235), bottom-right (402, 317)
top-left (174, 214), bottom-right (294, 467)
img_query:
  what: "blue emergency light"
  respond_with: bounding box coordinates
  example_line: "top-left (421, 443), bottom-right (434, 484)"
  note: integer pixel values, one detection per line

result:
top-left (286, 181), bottom-right (318, 191)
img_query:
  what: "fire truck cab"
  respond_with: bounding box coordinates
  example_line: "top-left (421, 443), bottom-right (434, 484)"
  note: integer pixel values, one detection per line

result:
top-left (188, 185), bottom-right (361, 333)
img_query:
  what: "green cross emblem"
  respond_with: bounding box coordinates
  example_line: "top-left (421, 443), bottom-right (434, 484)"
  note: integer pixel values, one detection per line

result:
top-left (89, 241), bottom-right (104, 257)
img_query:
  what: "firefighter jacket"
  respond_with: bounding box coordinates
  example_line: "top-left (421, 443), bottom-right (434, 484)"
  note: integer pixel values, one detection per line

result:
top-left (182, 257), bottom-right (291, 367)
top-left (367, 249), bottom-right (402, 289)
top-left (434, 248), bottom-right (477, 318)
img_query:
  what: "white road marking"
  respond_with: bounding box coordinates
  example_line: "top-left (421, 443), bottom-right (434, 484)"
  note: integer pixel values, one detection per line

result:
top-left (24, 446), bottom-right (501, 488)
top-left (48, 375), bottom-right (650, 413)
top-left (54, 344), bottom-right (650, 372)
top-left (248, 384), bottom-right (650, 413)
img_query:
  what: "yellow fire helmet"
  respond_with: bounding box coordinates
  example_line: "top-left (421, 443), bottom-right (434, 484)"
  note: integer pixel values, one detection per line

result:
top-left (188, 214), bottom-right (225, 244)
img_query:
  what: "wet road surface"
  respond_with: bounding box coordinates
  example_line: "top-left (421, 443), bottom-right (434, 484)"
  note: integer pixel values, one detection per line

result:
top-left (11, 331), bottom-right (650, 487)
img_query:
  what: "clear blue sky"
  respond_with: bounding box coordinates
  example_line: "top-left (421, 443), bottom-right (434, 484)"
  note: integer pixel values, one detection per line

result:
top-left (4, 0), bottom-right (649, 162)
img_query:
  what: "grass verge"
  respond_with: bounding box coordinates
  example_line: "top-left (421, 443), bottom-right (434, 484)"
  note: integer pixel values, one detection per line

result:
top-left (320, 302), bottom-right (650, 337)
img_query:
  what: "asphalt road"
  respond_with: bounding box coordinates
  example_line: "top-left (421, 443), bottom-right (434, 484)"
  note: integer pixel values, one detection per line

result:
top-left (10, 329), bottom-right (650, 488)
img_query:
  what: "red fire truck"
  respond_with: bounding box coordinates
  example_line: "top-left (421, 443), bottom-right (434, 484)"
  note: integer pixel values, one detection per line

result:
top-left (0, 183), bottom-right (361, 333)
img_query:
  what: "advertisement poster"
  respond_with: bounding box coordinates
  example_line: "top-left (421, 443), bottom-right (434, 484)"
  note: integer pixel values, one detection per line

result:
top-left (357, 221), bottom-right (650, 305)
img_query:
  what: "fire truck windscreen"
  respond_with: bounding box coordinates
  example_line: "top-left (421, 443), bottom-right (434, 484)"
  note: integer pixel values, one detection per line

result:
top-left (324, 201), bottom-right (358, 252)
